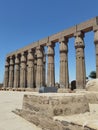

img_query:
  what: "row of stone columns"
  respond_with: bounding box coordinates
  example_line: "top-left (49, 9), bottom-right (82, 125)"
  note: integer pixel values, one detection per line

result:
top-left (3, 29), bottom-right (98, 89)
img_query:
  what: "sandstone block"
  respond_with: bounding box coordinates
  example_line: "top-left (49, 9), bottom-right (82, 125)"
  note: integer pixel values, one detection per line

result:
top-left (86, 79), bottom-right (98, 91)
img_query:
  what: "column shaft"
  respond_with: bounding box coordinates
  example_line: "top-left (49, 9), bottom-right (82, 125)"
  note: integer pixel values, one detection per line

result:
top-left (59, 38), bottom-right (69, 88)
top-left (3, 58), bottom-right (9, 88)
top-left (94, 28), bottom-right (98, 78)
top-left (34, 57), bottom-right (37, 87)
top-left (74, 32), bottom-right (86, 89)
top-left (47, 44), bottom-right (55, 87)
top-left (20, 53), bottom-right (26, 88)
top-left (14, 56), bottom-right (20, 88)
top-left (43, 54), bottom-right (46, 86)
top-left (36, 47), bottom-right (44, 88)
top-left (27, 50), bottom-right (34, 88)
top-left (8, 57), bottom-right (14, 88)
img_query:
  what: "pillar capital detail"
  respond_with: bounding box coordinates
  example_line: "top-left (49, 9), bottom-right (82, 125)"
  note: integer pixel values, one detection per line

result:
top-left (74, 32), bottom-right (85, 49)
top-left (60, 40), bottom-right (68, 53)
top-left (5, 58), bottom-right (9, 67)
top-left (21, 52), bottom-right (26, 62)
top-left (9, 56), bottom-right (14, 65)
top-left (36, 46), bottom-right (43, 58)
top-left (47, 43), bottom-right (55, 56)
top-left (27, 49), bottom-right (34, 61)
top-left (15, 55), bottom-right (19, 64)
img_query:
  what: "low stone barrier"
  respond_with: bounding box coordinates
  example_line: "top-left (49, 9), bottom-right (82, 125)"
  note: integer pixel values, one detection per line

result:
top-left (14, 92), bottom-right (98, 130)
top-left (22, 93), bottom-right (89, 116)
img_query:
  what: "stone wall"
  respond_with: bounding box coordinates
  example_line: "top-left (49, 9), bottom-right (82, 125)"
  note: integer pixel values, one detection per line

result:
top-left (22, 93), bottom-right (89, 116)
top-left (14, 92), bottom-right (98, 130)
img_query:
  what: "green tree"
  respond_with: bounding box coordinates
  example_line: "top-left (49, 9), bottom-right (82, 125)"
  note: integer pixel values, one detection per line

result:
top-left (89, 71), bottom-right (96, 79)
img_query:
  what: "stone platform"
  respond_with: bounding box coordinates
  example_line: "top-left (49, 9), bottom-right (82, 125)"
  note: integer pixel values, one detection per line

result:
top-left (21, 93), bottom-right (90, 116)
top-left (14, 91), bottom-right (98, 130)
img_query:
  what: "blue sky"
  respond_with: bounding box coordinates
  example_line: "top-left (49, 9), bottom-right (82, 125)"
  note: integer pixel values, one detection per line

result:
top-left (0, 0), bottom-right (98, 83)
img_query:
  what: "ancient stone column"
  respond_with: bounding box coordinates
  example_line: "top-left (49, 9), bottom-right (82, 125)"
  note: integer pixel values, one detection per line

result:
top-left (43, 53), bottom-right (46, 86)
top-left (20, 52), bottom-right (26, 88)
top-left (47, 43), bottom-right (55, 87)
top-left (27, 49), bottom-right (34, 88)
top-left (3, 58), bottom-right (9, 88)
top-left (8, 56), bottom-right (14, 88)
top-left (94, 26), bottom-right (98, 78)
top-left (34, 54), bottom-right (37, 87)
top-left (14, 55), bottom-right (20, 88)
top-left (74, 32), bottom-right (86, 89)
top-left (36, 46), bottom-right (44, 88)
top-left (59, 37), bottom-right (69, 88)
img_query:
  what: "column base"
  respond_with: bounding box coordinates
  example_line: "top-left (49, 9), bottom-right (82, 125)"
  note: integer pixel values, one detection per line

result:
top-left (25, 88), bottom-right (37, 92)
top-left (58, 88), bottom-right (73, 93)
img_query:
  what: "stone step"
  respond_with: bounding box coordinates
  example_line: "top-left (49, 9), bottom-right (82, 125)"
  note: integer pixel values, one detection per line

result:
top-left (54, 111), bottom-right (98, 130)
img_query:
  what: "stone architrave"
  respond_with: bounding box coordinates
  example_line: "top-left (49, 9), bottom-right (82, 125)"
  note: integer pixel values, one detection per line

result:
top-left (94, 25), bottom-right (98, 78)
top-left (74, 32), bottom-right (86, 89)
top-left (59, 37), bottom-right (69, 88)
top-left (36, 46), bottom-right (44, 88)
top-left (3, 58), bottom-right (9, 88)
top-left (27, 49), bottom-right (34, 88)
top-left (47, 43), bottom-right (55, 87)
top-left (20, 53), bottom-right (26, 88)
top-left (14, 55), bottom-right (20, 88)
top-left (8, 56), bottom-right (14, 88)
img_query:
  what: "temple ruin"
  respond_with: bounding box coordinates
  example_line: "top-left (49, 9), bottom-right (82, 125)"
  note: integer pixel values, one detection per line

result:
top-left (3, 16), bottom-right (98, 89)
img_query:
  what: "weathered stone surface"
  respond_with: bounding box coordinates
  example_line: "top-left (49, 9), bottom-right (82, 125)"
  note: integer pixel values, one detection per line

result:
top-left (22, 93), bottom-right (89, 117)
top-left (59, 38), bottom-right (69, 88)
top-left (74, 32), bottom-right (86, 89)
top-left (54, 111), bottom-right (98, 130)
top-left (14, 92), bottom-right (98, 130)
top-left (4, 17), bottom-right (98, 90)
top-left (86, 79), bottom-right (98, 91)
top-left (47, 44), bottom-right (55, 87)
top-left (57, 88), bottom-right (72, 93)
top-left (89, 104), bottom-right (98, 114)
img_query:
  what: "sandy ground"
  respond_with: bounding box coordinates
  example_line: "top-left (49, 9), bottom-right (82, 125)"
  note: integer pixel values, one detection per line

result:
top-left (0, 91), bottom-right (41, 130)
